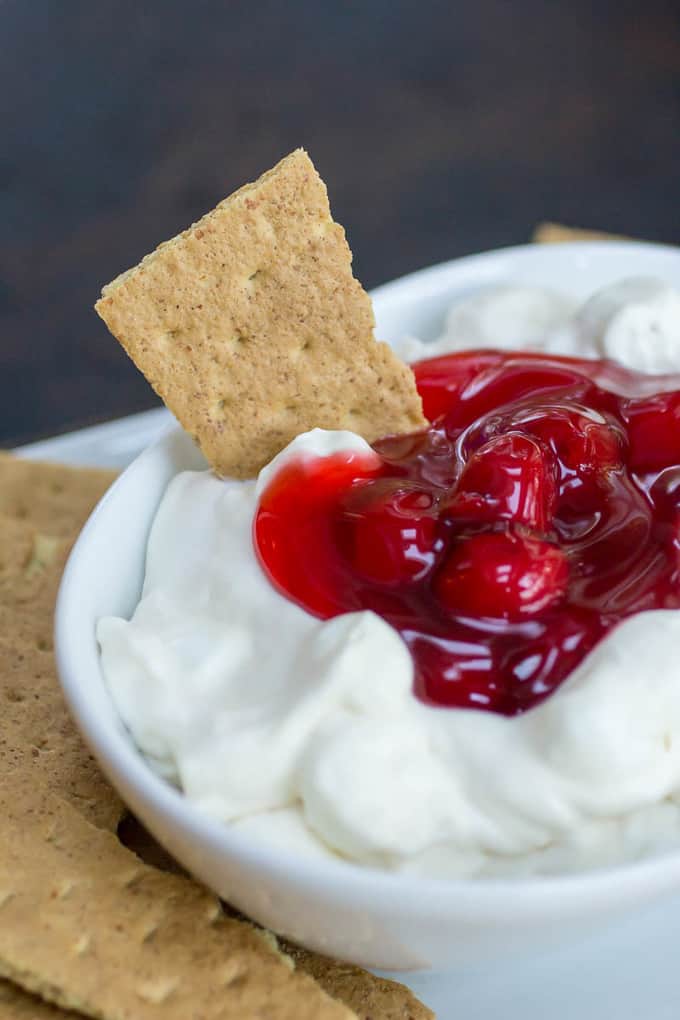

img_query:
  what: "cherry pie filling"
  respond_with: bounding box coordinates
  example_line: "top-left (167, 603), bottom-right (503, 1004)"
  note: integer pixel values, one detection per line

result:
top-left (255, 350), bottom-right (680, 716)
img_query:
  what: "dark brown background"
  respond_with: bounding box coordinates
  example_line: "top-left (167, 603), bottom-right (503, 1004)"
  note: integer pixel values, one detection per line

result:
top-left (1, 0), bottom-right (678, 446)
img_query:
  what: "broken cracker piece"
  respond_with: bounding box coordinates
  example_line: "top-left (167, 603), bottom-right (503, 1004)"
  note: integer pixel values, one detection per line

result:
top-left (0, 458), bottom-right (123, 831)
top-left (0, 774), bottom-right (355, 1020)
top-left (0, 515), bottom-right (69, 611)
top-left (0, 458), bottom-right (434, 1020)
top-left (0, 979), bottom-right (78, 1020)
top-left (95, 149), bottom-right (426, 478)
top-left (0, 632), bottom-right (123, 833)
top-left (0, 978), bottom-right (80, 1020)
top-left (287, 943), bottom-right (435, 1020)
top-left (532, 222), bottom-right (630, 244)
top-left (0, 454), bottom-right (116, 539)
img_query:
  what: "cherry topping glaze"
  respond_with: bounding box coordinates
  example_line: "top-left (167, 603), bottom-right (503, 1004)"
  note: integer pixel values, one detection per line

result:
top-left (255, 350), bottom-right (680, 715)
top-left (434, 530), bottom-right (569, 621)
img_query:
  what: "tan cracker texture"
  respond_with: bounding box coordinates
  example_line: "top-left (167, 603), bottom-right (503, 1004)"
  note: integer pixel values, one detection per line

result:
top-left (0, 454), bottom-right (434, 1019)
top-left (0, 457), bottom-right (122, 832)
top-left (532, 222), bottom-right (630, 244)
top-left (95, 148), bottom-right (426, 478)
top-left (0, 453), bottom-right (118, 539)
top-left (0, 978), bottom-right (79, 1020)
top-left (286, 944), bottom-right (434, 1020)
top-left (0, 773), bottom-right (354, 1020)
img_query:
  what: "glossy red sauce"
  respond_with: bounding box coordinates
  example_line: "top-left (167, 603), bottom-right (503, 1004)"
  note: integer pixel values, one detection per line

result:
top-left (255, 350), bottom-right (680, 715)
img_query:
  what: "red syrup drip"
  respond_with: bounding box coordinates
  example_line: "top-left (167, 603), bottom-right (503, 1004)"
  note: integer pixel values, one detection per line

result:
top-left (254, 350), bottom-right (680, 715)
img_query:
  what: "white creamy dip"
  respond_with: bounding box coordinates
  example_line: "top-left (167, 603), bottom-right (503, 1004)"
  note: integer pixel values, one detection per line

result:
top-left (396, 276), bottom-right (680, 373)
top-left (99, 275), bottom-right (680, 878)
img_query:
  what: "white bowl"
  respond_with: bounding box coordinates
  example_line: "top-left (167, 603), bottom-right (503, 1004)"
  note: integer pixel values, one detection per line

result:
top-left (56, 242), bottom-right (680, 981)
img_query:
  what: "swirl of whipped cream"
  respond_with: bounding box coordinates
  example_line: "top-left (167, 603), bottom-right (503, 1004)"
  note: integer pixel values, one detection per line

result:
top-left (397, 277), bottom-right (680, 375)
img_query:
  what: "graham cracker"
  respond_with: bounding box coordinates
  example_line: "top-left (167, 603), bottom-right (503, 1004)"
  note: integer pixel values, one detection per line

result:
top-left (0, 516), bottom-right (70, 614)
top-left (532, 222), bottom-right (629, 244)
top-left (0, 459), bottom-right (123, 832)
top-left (0, 773), bottom-right (354, 1020)
top-left (95, 149), bottom-right (426, 479)
top-left (0, 635), bottom-right (123, 832)
top-left (0, 453), bottom-right (116, 539)
top-left (0, 454), bottom-right (434, 1018)
top-left (286, 944), bottom-right (434, 1020)
top-left (0, 978), bottom-right (78, 1020)
top-left (0, 456), bottom-right (121, 1016)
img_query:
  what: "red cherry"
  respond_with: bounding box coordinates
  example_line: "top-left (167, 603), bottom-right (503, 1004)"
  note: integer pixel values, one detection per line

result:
top-left (412, 634), bottom-right (501, 712)
top-left (649, 467), bottom-right (680, 580)
top-left (444, 433), bottom-right (557, 531)
top-left (519, 406), bottom-right (625, 478)
top-left (434, 530), bottom-right (569, 619)
top-left (459, 402), bottom-right (625, 481)
top-left (442, 362), bottom-right (593, 434)
top-left (621, 393), bottom-right (680, 473)
top-left (412, 351), bottom-right (503, 422)
top-left (650, 467), bottom-right (680, 520)
top-left (338, 481), bottom-right (442, 585)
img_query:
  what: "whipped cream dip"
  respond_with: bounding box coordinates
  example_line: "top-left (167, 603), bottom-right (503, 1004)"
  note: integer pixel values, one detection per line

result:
top-left (396, 276), bottom-right (680, 374)
top-left (99, 276), bottom-right (680, 878)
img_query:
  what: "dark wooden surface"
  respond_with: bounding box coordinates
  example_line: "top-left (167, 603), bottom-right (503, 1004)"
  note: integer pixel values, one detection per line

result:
top-left (1, 0), bottom-right (678, 446)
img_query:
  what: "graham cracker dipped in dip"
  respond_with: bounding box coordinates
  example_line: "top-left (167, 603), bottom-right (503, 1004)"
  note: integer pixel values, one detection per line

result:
top-left (95, 148), bottom-right (426, 478)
